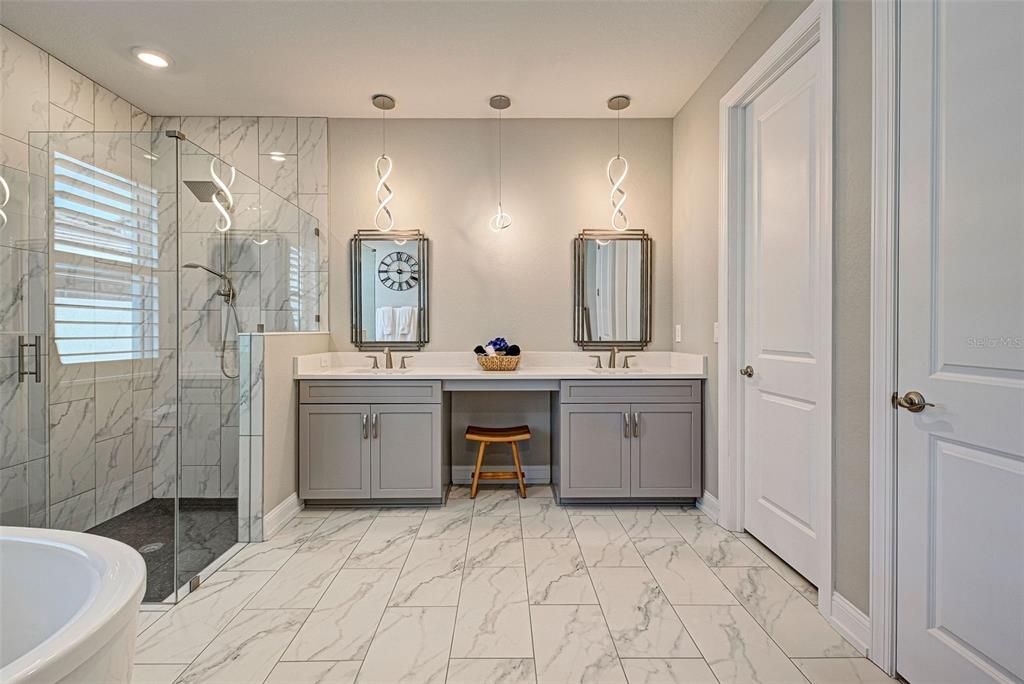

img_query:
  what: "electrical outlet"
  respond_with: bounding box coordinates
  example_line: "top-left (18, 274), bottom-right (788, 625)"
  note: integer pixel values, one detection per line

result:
top-left (713, 322), bottom-right (720, 344)
top-left (674, 324), bottom-right (682, 343)
top-left (319, 356), bottom-right (329, 368)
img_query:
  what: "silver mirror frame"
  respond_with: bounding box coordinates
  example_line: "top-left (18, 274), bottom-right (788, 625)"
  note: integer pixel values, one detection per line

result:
top-left (573, 229), bottom-right (652, 350)
top-left (350, 229), bottom-right (430, 350)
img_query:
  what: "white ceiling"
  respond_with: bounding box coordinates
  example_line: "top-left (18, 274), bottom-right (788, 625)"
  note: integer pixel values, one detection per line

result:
top-left (1, 0), bottom-right (767, 118)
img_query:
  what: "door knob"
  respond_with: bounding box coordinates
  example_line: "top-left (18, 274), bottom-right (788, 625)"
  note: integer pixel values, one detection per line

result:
top-left (739, 365), bottom-right (754, 377)
top-left (892, 390), bottom-right (935, 413)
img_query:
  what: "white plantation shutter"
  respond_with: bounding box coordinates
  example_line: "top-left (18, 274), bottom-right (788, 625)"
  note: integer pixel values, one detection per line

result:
top-left (52, 150), bottom-right (159, 363)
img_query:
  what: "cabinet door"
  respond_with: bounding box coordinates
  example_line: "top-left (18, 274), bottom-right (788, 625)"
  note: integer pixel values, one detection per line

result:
top-left (371, 404), bottom-right (442, 498)
top-left (299, 404), bottom-right (371, 499)
top-left (560, 403), bottom-right (632, 498)
top-left (631, 403), bottom-right (701, 497)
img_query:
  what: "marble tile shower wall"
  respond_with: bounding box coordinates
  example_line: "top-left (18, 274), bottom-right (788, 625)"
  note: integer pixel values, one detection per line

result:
top-left (0, 26), bottom-right (157, 531)
top-left (149, 115), bottom-right (328, 499)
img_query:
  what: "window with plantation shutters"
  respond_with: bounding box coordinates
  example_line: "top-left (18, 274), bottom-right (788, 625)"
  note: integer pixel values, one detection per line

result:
top-left (52, 150), bottom-right (159, 364)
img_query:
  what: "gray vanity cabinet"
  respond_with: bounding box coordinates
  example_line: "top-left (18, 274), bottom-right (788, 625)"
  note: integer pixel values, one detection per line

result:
top-left (299, 404), bottom-right (372, 498)
top-left (558, 381), bottom-right (702, 500)
top-left (372, 404), bottom-right (442, 498)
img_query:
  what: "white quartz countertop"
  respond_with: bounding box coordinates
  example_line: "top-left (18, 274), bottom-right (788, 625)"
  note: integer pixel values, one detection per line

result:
top-left (294, 351), bottom-right (707, 381)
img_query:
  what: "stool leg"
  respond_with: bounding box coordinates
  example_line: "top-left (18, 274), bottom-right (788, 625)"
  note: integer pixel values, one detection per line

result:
top-left (511, 442), bottom-right (526, 498)
top-left (471, 441), bottom-right (487, 499)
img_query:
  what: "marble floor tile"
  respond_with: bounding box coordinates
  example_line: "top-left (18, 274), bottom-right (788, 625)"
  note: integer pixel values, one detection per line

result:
top-left (521, 499), bottom-right (574, 538)
top-left (445, 659), bottom-right (537, 684)
top-left (588, 567), bottom-right (700, 658)
top-left (136, 610), bottom-right (164, 635)
top-left (390, 538), bottom-right (466, 606)
top-left (633, 539), bottom-right (737, 605)
top-left (376, 505), bottom-right (428, 519)
top-left (417, 507), bottom-right (472, 539)
top-left (674, 605), bottom-right (808, 684)
top-left (714, 567), bottom-right (858, 658)
top-left (793, 658), bottom-right (898, 684)
top-left (527, 484), bottom-right (555, 498)
top-left (313, 508), bottom-right (380, 540)
top-left (738, 534), bottom-right (818, 604)
top-left (221, 517), bottom-right (325, 572)
top-left (451, 566), bottom-right (533, 658)
top-left (530, 604), bottom-right (626, 684)
top-left (356, 606), bottom-right (456, 684)
top-left (271, 514), bottom-right (327, 541)
top-left (473, 487), bottom-right (524, 516)
top-left (265, 660), bottom-right (361, 684)
top-left (344, 516), bottom-right (420, 568)
top-left (175, 608), bottom-right (308, 684)
top-left (131, 664), bottom-right (187, 684)
top-left (246, 538), bottom-right (357, 609)
top-left (562, 504), bottom-right (616, 516)
top-left (524, 537), bottom-right (598, 605)
top-left (466, 514), bottom-right (525, 567)
top-left (134, 571), bottom-right (274, 664)
top-left (665, 515), bottom-right (766, 568)
top-left (570, 515), bottom-right (644, 567)
top-left (613, 507), bottom-right (682, 539)
top-left (282, 568), bottom-right (399, 661)
top-left (619, 658), bottom-right (718, 684)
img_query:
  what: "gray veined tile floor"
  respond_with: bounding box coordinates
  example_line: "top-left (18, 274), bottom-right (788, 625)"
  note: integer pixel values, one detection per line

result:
top-left (133, 485), bottom-right (896, 684)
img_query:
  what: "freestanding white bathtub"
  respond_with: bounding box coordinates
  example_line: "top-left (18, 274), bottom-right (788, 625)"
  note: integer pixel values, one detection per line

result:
top-left (0, 527), bottom-right (146, 684)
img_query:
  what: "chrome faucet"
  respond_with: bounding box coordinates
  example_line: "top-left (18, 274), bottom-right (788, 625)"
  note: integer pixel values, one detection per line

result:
top-left (608, 346), bottom-right (619, 369)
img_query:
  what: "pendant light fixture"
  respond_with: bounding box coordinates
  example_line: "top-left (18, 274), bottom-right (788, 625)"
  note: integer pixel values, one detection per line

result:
top-left (372, 94), bottom-right (396, 233)
top-left (607, 94), bottom-right (631, 231)
top-left (489, 94), bottom-right (512, 232)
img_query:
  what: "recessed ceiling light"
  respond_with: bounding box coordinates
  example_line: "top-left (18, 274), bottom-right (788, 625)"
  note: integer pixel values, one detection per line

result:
top-left (133, 48), bottom-right (170, 69)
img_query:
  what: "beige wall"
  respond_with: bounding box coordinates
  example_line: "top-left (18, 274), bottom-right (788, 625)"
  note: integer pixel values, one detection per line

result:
top-left (261, 333), bottom-right (332, 515)
top-left (328, 118), bottom-right (674, 353)
top-left (670, 0), bottom-right (872, 612)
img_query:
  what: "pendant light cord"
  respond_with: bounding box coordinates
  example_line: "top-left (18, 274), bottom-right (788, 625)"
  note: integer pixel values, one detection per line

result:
top-left (497, 108), bottom-right (503, 208)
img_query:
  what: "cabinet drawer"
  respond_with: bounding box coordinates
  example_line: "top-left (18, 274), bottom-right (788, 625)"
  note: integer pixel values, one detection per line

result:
top-left (559, 380), bottom-right (701, 404)
top-left (300, 380), bottom-right (442, 404)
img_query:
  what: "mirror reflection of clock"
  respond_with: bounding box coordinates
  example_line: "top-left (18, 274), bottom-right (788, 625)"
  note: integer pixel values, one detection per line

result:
top-left (377, 251), bottom-right (420, 291)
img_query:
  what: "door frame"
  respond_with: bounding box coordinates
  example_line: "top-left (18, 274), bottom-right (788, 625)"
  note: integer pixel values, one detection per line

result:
top-left (868, 0), bottom-right (898, 675)
top-left (716, 0), bottom-right (834, 620)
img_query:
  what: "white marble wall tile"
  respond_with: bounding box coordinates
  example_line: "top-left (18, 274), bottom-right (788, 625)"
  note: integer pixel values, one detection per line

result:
top-left (0, 28), bottom-right (49, 143)
top-left (133, 466), bottom-right (153, 506)
top-left (220, 426), bottom-right (238, 496)
top-left (666, 515), bottom-right (766, 568)
top-left (0, 246), bottom-right (45, 332)
top-left (249, 435), bottom-right (263, 540)
top-left (0, 160), bottom-right (47, 252)
top-left (247, 537), bottom-right (356, 610)
top-left (48, 356), bottom-right (93, 404)
top-left (391, 538), bottom-right (467, 607)
top-left (570, 514), bottom-right (644, 567)
top-left (135, 570), bottom-right (275, 664)
top-left (95, 371), bottom-right (132, 441)
top-left (132, 388), bottom-right (154, 472)
top-left (1, 462), bottom-right (30, 525)
top-left (619, 659), bottom-right (718, 684)
top-left (259, 185), bottom-right (299, 233)
top-left (0, 135), bottom-right (30, 174)
top-left (181, 465), bottom-right (219, 498)
top-left (218, 117), bottom-right (258, 178)
top-left (297, 118), bottom-right (328, 193)
top-left (131, 106), bottom-right (151, 134)
top-left (446, 659), bottom-right (537, 684)
top-left (48, 57), bottom-right (93, 122)
top-left (589, 567), bottom-right (700, 658)
top-left (674, 605), bottom-right (808, 684)
top-left (258, 117), bottom-right (297, 154)
top-left (95, 433), bottom-right (133, 523)
top-left (180, 116), bottom-right (219, 154)
top-left (179, 402), bottom-right (221, 466)
top-left (524, 537), bottom-right (597, 605)
top-left (713, 567), bottom-right (858, 658)
top-left (633, 539), bottom-right (737, 605)
top-left (248, 333), bottom-right (264, 436)
top-left (530, 605), bottom-right (625, 684)
top-left (48, 488), bottom-right (95, 531)
top-left (94, 131), bottom-right (132, 178)
top-left (93, 85), bottom-right (131, 132)
top-left (344, 515), bottom-right (419, 568)
top-left (451, 566), bottom-right (532, 658)
top-left (259, 153), bottom-right (298, 202)
top-left (152, 427), bottom-right (176, 498)
top-left (357, 606), bottom-right (456, 684)
top-left (793, 658), bottom-right (897, 684)
top-left (265, 660), bottom-right (361, 684)
top-left (175, 608), bottom-right (308, 684)
top-left (281, 568), bottom-right (399, 661)
top-left (0, 355), bottom-right (47, 468)
top-left (466, 514), bottom-right (524, 568)
top-left (48, 398), bottom-right (95, 503)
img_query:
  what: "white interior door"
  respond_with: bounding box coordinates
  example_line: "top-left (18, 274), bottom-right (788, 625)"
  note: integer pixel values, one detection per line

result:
top-left (895, 2), bottom-right (1024, 682)
top-left (741, 39), bottom-right (828, 586)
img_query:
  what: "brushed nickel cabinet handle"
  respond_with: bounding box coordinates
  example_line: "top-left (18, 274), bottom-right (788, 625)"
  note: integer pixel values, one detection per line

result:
top-left (372, 412), bottom-right (378, 438)
top-left (633, 412), bottom-right (640, 438)
top-left (623, 412), bottom-right (630, 438)
top-left (362, 414), bottom-right (369, 439)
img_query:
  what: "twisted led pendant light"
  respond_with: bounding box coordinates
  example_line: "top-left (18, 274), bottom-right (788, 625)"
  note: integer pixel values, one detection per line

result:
top-left (372, 94), bottom-right (396, 233)
top-left (0, 174), bottom-right (9, 230)
top-left (489, 94), bottom-right (512, 232)
top-left (607, 95), bottom-right (631, 231)
top-left (210, 158), bottom-right (236, 233)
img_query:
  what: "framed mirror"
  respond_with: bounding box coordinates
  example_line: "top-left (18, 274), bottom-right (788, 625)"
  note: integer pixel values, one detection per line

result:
top-left (573, 229), bottom-right (652, 349)
top-left (350, 230), bottom-right (429, 349)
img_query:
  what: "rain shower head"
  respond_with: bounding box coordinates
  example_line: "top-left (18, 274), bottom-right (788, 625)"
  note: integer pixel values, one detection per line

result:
top-left (182, 179), bottom-right (220, 203)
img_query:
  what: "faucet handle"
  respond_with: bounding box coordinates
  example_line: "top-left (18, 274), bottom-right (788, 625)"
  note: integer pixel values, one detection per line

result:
top-left (588, 355), bottom-right (603, 369)
top-left (364, 355), bottom-right (379, 370)
top-left (622, 355), bottom-right (636, 369)
top-left (399, 355), bottom-right (413, 369)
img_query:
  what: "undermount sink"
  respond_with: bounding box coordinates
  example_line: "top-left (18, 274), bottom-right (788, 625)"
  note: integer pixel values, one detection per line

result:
top-left (587, 367), bottom-right (648, 374)
top-left (335, 367), bottom-right (412, 374)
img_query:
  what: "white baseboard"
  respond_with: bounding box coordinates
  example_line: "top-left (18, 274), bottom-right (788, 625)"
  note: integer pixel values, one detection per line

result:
top-left (263, 493), bottom-right (302, 540)
top-left (697, 490), bottom-right (720, 521)
top-left (451, 465), bottom-right (550, 485)
top-left (830, 591), bottom-right (870, 656)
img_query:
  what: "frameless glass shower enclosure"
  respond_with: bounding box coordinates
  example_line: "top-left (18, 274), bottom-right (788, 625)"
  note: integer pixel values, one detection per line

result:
top-left (0, 127), bottom-right (322, 603)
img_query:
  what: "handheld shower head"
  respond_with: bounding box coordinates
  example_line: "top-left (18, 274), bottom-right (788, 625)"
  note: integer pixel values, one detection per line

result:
top-left (183, 262), bottom-right (227, 280)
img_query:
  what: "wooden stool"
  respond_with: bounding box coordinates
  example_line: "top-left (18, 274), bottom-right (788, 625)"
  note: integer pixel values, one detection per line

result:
top-left (465, 425), bottom-right (530, 499)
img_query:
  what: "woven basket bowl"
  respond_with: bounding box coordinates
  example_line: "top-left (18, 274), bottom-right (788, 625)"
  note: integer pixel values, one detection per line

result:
top-left (476, 354), bottom-right (521, 371)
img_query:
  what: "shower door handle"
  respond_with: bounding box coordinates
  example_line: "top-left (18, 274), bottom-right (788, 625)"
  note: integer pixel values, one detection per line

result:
top-left (17, 335), bottom-right (41, 384)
